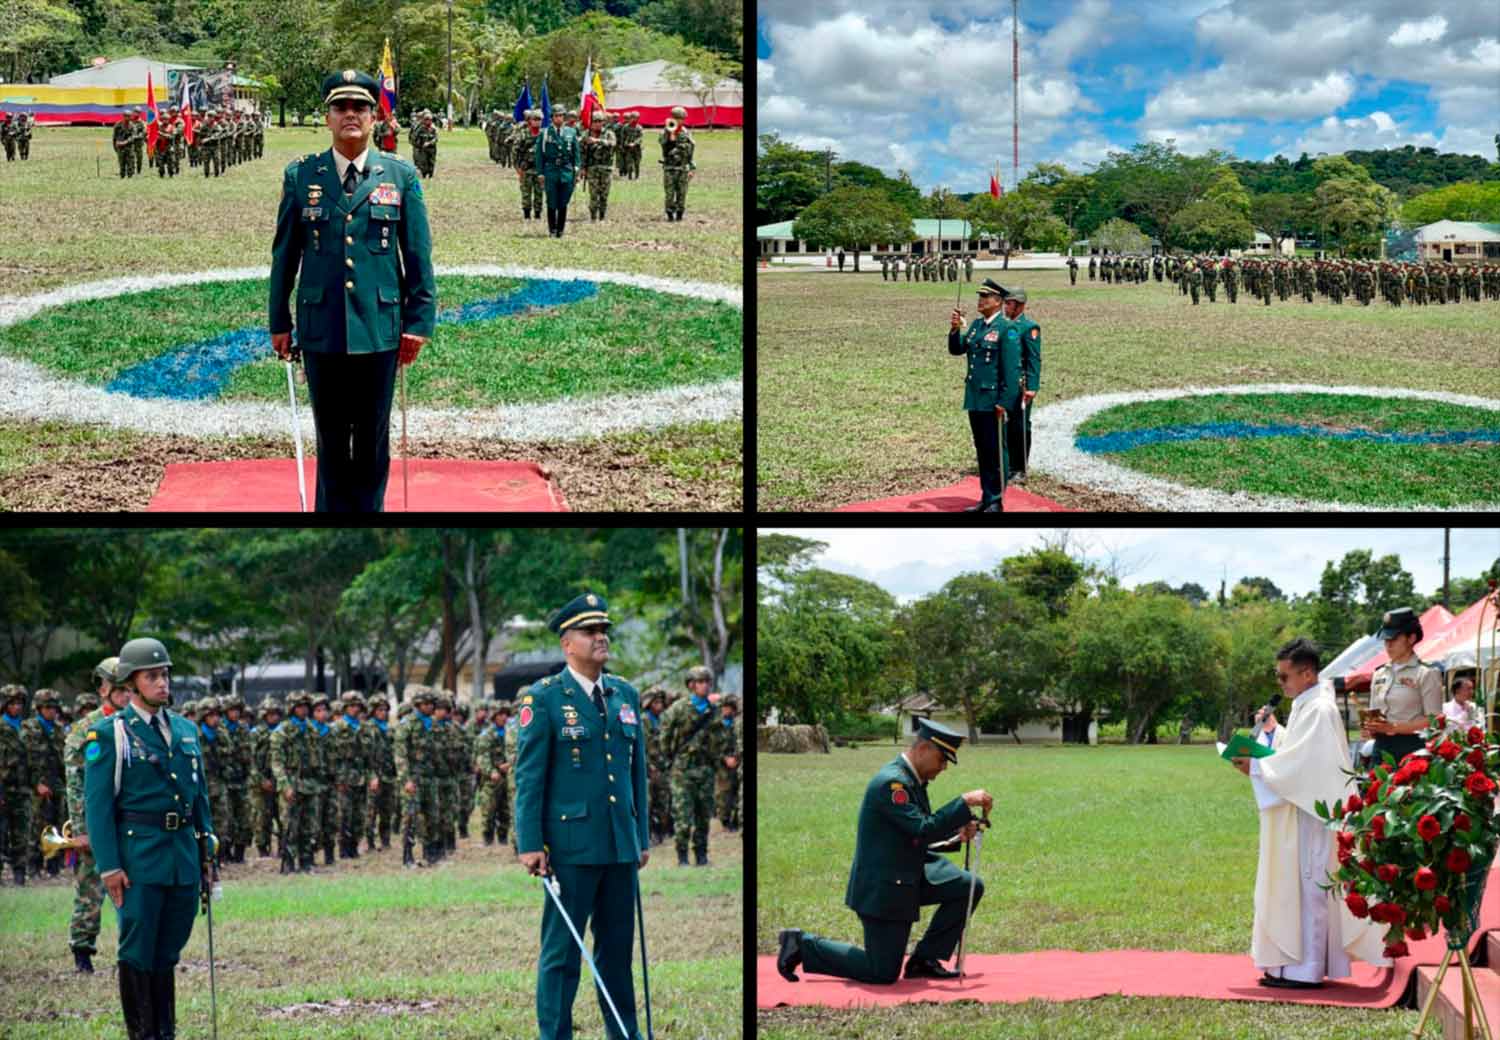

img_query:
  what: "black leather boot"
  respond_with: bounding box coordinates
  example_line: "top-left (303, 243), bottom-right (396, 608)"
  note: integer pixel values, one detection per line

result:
top-left (402, 840), bottom-right (415, 867)
top-left (151, 968), bottom-right (177, 1040)
top-left (73, 947), bottom-right (94, 974)
top-left (324, 846), bottom-right (334, 866)
top-left (695, 849), bottom-right (709, 867)
top-left (118, 962), bottom-right (158, 1040)
top-left (677, 849), bottom-right (688, 866)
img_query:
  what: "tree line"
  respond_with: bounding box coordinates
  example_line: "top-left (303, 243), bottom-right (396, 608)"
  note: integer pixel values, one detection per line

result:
top-left (758, 533), bottom-right (1498, 745)
top-left (2, 0), bottom-right (741, 128)
top-left (0, 527), bottom-right (742, 701)
top-left (760, 136), bottom-right (1500, 260)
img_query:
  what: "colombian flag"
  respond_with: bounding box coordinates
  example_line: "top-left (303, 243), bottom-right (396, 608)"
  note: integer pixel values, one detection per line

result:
top-left (144, 70), bottom-right (159, 152)
top-left (578, 57), bottom-right (606, 128)
top-left (379, 38), bottom-right (397, 148)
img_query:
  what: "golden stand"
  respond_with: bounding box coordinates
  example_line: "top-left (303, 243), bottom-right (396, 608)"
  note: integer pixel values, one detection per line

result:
top-left (1412, 945), bottom-right (1493, 1040)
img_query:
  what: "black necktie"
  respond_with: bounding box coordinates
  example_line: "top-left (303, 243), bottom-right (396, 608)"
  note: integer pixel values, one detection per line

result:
top-left (152, 712), bottom-right (168, 746)
top-left (343, 162), bottom-right (359, 195)
top-left (591, 684), bottom-right (607, 719)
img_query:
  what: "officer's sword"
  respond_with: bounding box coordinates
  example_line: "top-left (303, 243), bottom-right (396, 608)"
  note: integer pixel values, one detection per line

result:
top-left (284, 347), bottom-right (306, 513)
top-left (400, 364), bottom-right (410, 511)
top-left (636, 866), bottom-right (654, 1040)
top-left (957, 808), bottom-right (990, 978)
top-left (541, 871), bottom-right (631, 1039)
top-left (997, 409), bottom-right (1008, 501)
top-left (199, 834), bottom-right (220, 1040)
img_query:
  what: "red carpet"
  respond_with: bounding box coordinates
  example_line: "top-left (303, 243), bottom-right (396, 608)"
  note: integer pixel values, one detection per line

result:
top-left (148, 459), bottom-right (566, 512)
top-left (758, 868), bottom-right (1500, 1010)
top-left (837, 476), bottom-right (1073, 512)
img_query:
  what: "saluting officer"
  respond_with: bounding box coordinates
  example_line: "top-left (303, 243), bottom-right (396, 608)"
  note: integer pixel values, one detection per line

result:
top-left (1361, 607), bottom-right (1443, 763)
top-left (777, 718), bottom-right (992, 984)
top-left (269, 69), bottom-right (437, 512)
top-left (514, 593), bottom-right (650, 1040)
top-left (83, 638), bottom-right (216, 1040)
top-left (948, 279), bottom-right (1014, 512)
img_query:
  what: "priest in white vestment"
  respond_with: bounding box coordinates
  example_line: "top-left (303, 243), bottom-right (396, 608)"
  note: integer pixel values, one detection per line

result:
top-left (1233, 637), bottom-right (1390, 988)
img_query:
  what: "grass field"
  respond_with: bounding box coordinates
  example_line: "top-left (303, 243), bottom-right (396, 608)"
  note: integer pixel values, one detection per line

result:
top-left (0, 126), bottom-right (743, 510)
top-left (0, 822), bottom-right (742, 1038)
top-left (757, 744), bottom-right (1422, 1039)
top-left (756, 269), bottom-right (1500, 511)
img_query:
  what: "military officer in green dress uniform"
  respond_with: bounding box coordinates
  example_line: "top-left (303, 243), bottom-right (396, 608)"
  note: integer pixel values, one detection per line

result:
top-left (83, 638), bottom-right (216, 1040)
top-left (536, 105), bottom-right (581, 238)
top-left (948, 279), bottom-right (1016, 512)
top-left (999, 289), bottom-right (1041, 485)
top-left (777, 718), bottom-right (992, 985)
top-left (515, 593), bottom-right (650, 1040)
top-left (268, 69), bottom-right (437, 512)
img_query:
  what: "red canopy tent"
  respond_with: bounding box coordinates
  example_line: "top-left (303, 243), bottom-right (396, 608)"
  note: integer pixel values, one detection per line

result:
top-left (1413, 592), bottom-right (1500, 672)
top-left (1343, 603), bottom-right (1457, 693)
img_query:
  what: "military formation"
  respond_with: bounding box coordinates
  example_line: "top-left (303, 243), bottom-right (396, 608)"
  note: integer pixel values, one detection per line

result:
top-left (1085, 251), bottom-right (1500, 307)
top-left (0, 111), bottom-right (36, 161)
top-left (881, 254), bottom-right (975, 283)
top-left (109, 105), bottom-right (266, 179)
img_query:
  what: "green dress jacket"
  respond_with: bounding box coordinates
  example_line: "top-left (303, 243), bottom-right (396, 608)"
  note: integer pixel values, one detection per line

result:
top-left (82, 708), bottom-right (215, 886)
top-left (949, 314), bottom-right (1019, 412)
top-left (513, 670), bottom-right (649, 866)
top-left (534, 126), bottom-right (580, 182)
top-left (845, 756), bottom-right (972, 922)
top-left (269, 148), bottom-right (437, 354)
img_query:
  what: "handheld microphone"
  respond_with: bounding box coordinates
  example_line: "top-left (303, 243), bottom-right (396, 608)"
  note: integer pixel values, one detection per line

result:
top-left (1250, 693), bottom-right (1283, 739)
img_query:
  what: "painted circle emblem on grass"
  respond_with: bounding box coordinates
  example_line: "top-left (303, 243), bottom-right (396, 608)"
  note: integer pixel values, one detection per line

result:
top-left (1032, 385), bottom-right (1500, 512)
top-left (0, 266), bottom-right (742, 442)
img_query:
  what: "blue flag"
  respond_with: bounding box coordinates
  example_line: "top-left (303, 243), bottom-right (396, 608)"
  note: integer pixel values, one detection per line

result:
top-left (540, 76), bottom-right (551, 122)
top-left (513, 79), bottom-right (531, 123)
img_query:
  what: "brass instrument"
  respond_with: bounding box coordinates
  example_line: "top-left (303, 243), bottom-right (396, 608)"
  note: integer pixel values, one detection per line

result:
top-left (40, 819), bottom-right (89, 860)
top-left (664, 117), bottom-right (679, 134)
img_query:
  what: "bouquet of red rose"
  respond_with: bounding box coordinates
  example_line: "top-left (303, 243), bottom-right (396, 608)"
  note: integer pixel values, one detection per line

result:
top-left (1316, 719), bottom-right (1499, 958)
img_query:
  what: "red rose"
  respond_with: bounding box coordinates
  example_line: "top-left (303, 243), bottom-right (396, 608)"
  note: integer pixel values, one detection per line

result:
top-left (1370, 815), bottom-right (1387, 840)
top-left (1337, 846), bottom-right (1354, 866)
top-left (1415, 867), bottom-right (1438, 891)
top-left (1465, 772), bottom-right (1497, 797)
top-left (1367, 780), bottom-right (1383, 802)
top-left (1391, 768), bottom-right (1412, 787)
top-left (1360, 858), bottom-right (1377, 875)
top-left (1448, 848), bottom-right (1472, 873)
top-left (1406, 926), bottom-right (1428, 941)
top-left (1385, 941), bottom-right (1410, 958)
top-left (1468, 748), bottom-right (1487, 769)
top-left (1438, 741), bottom-right (1463, 762)
top-left (1388, 905), bottom-right (1407, 926)
top-left (1408, 757), bottom-right (1430, 777)
top-left (1417, 815), bottom-right (1442, 841)
top-left (1345, 892), bottom-right (1369, 918)
top-left (1456, 813), bottom-right (1473, 833)
top-left (1436, 895), bottom-right (1452, 914)
top-left (1345, 793), bottom-right (1363, 814)
top-left (1369, 903), bottom-right (1387, 923)
top-left (1377, 864), bottom-right (1400, 882)
top-left (1469, 726), bottom-right (1486, 746)
top-left (1337, 829), bottom-right (1355, 850)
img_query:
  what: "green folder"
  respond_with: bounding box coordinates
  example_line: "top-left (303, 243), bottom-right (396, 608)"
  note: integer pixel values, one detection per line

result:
top-left (1218, 731), bottom-right (1275, 761)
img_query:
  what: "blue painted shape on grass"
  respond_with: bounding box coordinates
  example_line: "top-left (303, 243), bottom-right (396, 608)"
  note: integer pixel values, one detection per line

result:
top-left (1077, 422), bottom-right (1500, 454)
top-left (104, 279), bottom-right (599, 400)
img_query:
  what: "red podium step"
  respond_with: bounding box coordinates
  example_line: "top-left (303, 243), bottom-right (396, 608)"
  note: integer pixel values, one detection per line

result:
top-left (148, 459), bottom-right (567, 512)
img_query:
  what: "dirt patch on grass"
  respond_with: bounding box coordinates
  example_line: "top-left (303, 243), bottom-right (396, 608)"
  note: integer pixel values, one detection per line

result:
top-left (266, 998), bottom-right (446, 1019)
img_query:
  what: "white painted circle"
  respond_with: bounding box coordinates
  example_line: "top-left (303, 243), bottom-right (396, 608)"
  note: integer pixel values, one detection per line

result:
top-left (1031, 383), bottom-right (1500, 512)
top-left (0, 265), bottom-right (742, 442)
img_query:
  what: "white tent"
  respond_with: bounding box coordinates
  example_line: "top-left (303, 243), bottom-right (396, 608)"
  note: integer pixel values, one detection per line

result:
top-left (600, 59), bottom-right (741, 128)
top-left (1320, 633), bottom-right (1383, 681)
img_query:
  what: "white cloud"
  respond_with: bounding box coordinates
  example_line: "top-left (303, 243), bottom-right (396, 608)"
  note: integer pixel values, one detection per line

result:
top-left (1143, 69), bottom-right (1354, 123)
top-left (1283, 111), bottom-right (1436, 158)
top-left (758, 59), bottom-right (776, 90)
top-left (1038, 0), bottom-right (1113, 67)
top-left (1389, 15), bottom-right (1448, 47)
top-left (1142, 122), bottom-right (1247, 154)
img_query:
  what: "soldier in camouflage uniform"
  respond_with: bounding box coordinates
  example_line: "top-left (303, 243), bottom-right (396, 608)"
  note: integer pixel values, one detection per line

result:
top-left (251, 698), bottom-right (282, 857)
top-left (0, 685), bottom-right (30, 884)
top-left (24, 688), bottom-right (66, 877)
top-left (622, 111), bottom-right (644, 179)
top-left (641, 687), bottom-right (672, 846)
top-left (433, 692), bottom-right (461, 853)
top-left (410, 110), bottom-right (439, 179)
top-left (64, 660), bottom-right (127, 971)
top-left (270, 692), bottom-right (318, 873)
top-left (126, 109), bottom-right (147, 175)
top-left (395, 685), bottom-right (440, 867)
top-left (580, 110), bottom-right (616, 221)
top-left (660, 665), bottom-right (732, 866)
top-left (504, 686), bottom-right (524, 852)
top-left (714, 694), bottom-right (741, 832)
top-left (329, 691), bottom-right (372, 859)
top-left (308, 693), bottom-right (336, 866)
top-left (365, 694), bottom-right (397, 851)
top-left (113, 110), bottom-right (136, 178)
top-left (660, 105), bottom-right (695, 221)
top-left (217, 693), bottom-right (253, 861)
top-left (453, 698), bottom-right (475, 839)
top-left (474, 702), bottom-right (512, 846)
top-left (195, 697), bottom-right (232, 862)
top-left (511, 109), bottom-right (544, 220)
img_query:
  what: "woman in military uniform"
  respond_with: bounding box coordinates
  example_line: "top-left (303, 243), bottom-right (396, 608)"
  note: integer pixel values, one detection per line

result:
top-left (83, 638), bottom-right (215, 1040)
top-left (1360, 607), bottom-right (1443, 762)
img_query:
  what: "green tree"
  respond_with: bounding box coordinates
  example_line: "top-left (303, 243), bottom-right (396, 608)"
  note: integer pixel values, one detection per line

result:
top-left (1400, 181), bottom-right (1500, 226)
top-left (756, 134), bottom-right (824, 227)
top-left (1166, 199), bottom-right (1253, 254)
top-left (1212, 598), bottom-right (1298, 740)
top-left (1249, 193), bottom-right (1300, 254)
top-left (1307, 549), bottom-right (1417, 656)
top-left (967, 189), bottom-right (1056, 268)
top-left (792, 187), bottom-right (915, 273)
top-left (1204, 167), bottom-right (1251, 218)
top-left (1313, 155), bottom-right (1399, 257)
top-left (0, 0), bottom-right (81, 83)
top-left (1089, 216), bottom-right (1150, 254)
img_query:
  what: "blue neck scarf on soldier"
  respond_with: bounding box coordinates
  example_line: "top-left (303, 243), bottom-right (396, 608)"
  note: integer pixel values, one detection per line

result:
top-left (691, 694), bottom-right (710, 714)
top-left (312, 719), bottom-right (329, 736)
top-left (494, 721), bottom-right (506, 738)
top-left (290, 715), bottom-right (308, 733)
top-left (344, 713), bottom-right (360, 731)
top-left (2, 712), bottom-right (21, 733)
top-left (373, 718), bottom-right (387, 734)
top-left (225, 719), bottom-right (240, 734)
top-left (35, 713), bottom-right (55, 735)
top-left (199, 722), bottom-right (216, 743)
top-left (418, 713), bottom-right (432, 732)
top-left (722, 716), bottom-right (734, 729)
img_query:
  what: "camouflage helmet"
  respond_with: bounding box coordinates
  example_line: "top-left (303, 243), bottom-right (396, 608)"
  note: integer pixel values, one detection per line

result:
top-left (453, 699), bottom-right (470, 718)
top-left (408, 684), bottom-right (435, 705)
top-left (221, 693), bottom-right (245, 712)
top-left (180, 700), bottom-right (199, 718)
top-left (643, 685), bottom-right (667, 707)
top-left (435, 691), bottom-right (454, 710)
top-left (492, 700), bottom-right (513, 717)
top-left (669, 105), bottom-right (687, 119)
top-left (720, 693), bottom-right (739, 710)
top-left (94, 657), bottom-right (120, 684)
top-left (74, 690), bottom-right (100, 713)
top-left (685, 665), bottom-right (713, 683)
top-left (287, 691), bottom-right (312, 710)
top-left (115, 638), bottom-right (172, 681)
top-left (310, 691), bottom-right (331, 709)
top-left (0, 685), bottom-right (26, 709)
top-left (591, 110), bottom-right (605, 124)
top-left (396, 700), bottom-right (414, 719)
top-left (341, 690), bottom-right (366, 710)
top-left (33, 688), bottom-right (62, 709)
top-left (260, 697), bottom-right (283, 719)
top-left (199, 696), bottom-right (221, 716)
top-left (368, 694), bottom-right (389, 711)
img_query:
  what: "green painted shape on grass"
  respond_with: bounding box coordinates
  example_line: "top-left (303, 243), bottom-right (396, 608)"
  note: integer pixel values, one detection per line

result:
top-left (0, 275), bottom-right (742, 408)
top-left (1076, 392), bottom-right (1500, 506)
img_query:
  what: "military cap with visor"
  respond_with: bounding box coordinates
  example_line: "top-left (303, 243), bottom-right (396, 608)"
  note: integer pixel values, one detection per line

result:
top-left (550, 592), bottom-right (612, 634)
top-left (1377, 607), bottom-right (1424, 641)
top-left (915, 717), bottom-right (966, 763)
top-left (323, 69), bottom-right (379, 108)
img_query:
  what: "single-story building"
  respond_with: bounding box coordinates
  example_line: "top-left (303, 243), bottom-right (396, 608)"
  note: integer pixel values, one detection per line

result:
top-left (0, 56), bottom-right (263, 124)
top-left (1414, 220), bottom-right (1500, 264)
top-left (758, 218), bottom-right (1007, 258)
top-left (885, 692), bottom-right (1099, 745)
top-left (1231, 231), bottom-right (1297, 257)
top-left (601, 59), bottom-right (741, 128)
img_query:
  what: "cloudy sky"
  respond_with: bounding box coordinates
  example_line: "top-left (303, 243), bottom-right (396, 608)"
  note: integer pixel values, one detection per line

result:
top-left (760, 527), bottom-right (1500, 603)
top-left (756, 0), bottom-right (1500, 192)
